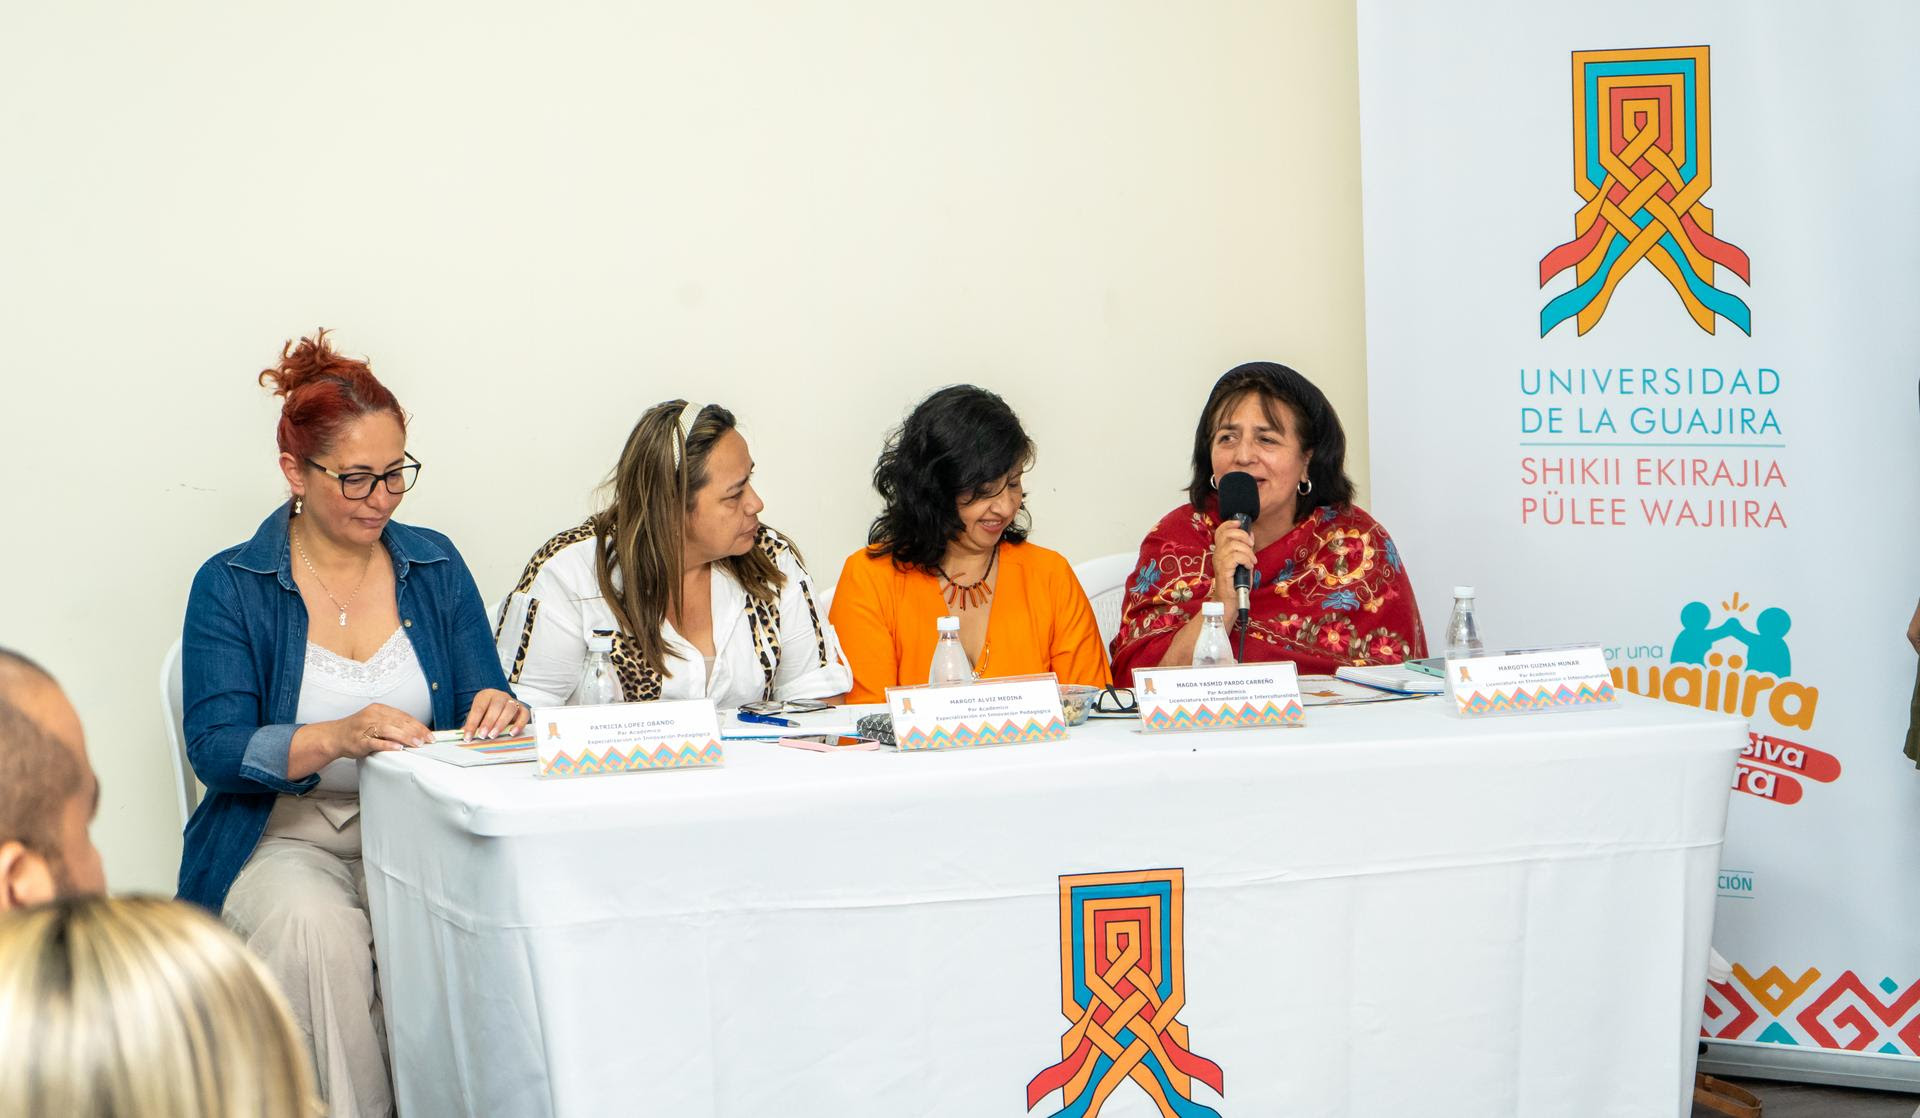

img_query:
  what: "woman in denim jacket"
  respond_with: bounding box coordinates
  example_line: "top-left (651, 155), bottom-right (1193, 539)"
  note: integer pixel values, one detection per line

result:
top-left (177, 331), bottom-right (520, 1118)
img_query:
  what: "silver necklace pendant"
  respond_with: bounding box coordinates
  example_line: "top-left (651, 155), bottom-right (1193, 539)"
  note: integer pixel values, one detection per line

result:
top-left (338, 609), bottom-right (349, 627)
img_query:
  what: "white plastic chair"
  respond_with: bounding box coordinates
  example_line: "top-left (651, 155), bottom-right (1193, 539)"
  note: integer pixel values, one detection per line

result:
top-left (813, 582), bottom-right (836, 623)
top-left (1071, 553), bottom-right (1139, 649)
top-left (160, 639), bottom-right (201, 827)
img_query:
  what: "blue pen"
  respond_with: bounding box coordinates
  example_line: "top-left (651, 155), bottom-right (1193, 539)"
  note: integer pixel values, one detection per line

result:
top-left (736, 709), bottom-right (798, 728)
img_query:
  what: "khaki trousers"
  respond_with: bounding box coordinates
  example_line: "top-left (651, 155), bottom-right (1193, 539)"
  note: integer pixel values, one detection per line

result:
top-left (224, 793), bottom-right (392, 1118)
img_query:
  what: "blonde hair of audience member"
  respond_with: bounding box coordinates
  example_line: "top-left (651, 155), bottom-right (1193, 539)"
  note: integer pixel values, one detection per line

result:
top-left (0, 894), bottom-right (321, 1118)
top-left (593, 400), bottom-right (784, 675)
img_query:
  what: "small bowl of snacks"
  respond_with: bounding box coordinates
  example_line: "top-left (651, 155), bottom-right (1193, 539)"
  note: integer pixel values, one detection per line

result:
top-left (1057, 684), bottom-right (1100, 727)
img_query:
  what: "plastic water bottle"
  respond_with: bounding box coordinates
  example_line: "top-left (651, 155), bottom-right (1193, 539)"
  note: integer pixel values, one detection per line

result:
top-left (928, 615), bottom-right (974, 685)
top-left (1192, 601), bottom-right (1236, 667)
top-left (1445, 587), bottom-right (1485, 659)
top-left (576, 629), bottom-right (622, 705)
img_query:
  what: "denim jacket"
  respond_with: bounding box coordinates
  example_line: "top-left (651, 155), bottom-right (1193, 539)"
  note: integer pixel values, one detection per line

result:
top-left (176, 503), bottom-right (510, 912)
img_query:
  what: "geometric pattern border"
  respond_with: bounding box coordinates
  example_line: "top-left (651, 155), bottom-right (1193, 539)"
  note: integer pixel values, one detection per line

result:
top-left (1143, 700), bottom-right (1305, 732)
top-left (1455, 681), bottom-right (1617, 715)
top-left (538, 738), bottom-right (724, 777)
top-left (1703, 966), bottom-right (1920, 1056)
top-left (898, 717), bottom-right (1067, 752)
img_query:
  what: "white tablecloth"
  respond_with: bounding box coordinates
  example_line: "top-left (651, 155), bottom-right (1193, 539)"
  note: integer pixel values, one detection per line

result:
top-left (361, 695), bottom-right (1743, 1117)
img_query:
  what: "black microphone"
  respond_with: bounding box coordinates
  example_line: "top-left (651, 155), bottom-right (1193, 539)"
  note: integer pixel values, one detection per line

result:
top-left (1217, 471), bottom-right (1259, 628)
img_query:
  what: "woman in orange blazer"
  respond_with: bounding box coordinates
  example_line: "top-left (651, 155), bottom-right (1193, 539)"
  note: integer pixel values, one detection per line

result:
top-left (831, 385), bottom-right (1112, 702)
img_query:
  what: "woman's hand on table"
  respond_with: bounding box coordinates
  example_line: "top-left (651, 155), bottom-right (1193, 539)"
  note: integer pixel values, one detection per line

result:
top-left (329, 704), bottom-right (432, 759)
top-left (462, 689), bottom-right (527, 742)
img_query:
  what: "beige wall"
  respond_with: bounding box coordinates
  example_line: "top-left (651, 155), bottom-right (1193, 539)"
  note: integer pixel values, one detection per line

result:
top-left (0, 1), bottom-right (1367, 892)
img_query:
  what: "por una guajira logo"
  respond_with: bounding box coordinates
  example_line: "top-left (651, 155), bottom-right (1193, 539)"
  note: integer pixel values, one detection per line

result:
top-left (1611, 593), bottom-right (1837, 804)
top-left (1026, 869), bottom-right (1224, 1118)
top-left (1539, 46), bottom-right (1751, 337)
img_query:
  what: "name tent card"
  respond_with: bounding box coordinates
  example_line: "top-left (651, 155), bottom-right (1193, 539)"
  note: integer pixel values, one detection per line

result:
top-left (1444, 646), bottom-right (1618, 717)
top-left (884, 674), bottom-right (1067, 751)
top-left (1133, 663), bottom-right (1306, 732)
top-left (532, 699), bottom-right (725, 777)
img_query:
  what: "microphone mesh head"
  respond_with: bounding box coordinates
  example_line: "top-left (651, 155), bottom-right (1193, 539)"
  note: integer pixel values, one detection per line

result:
top-left (1218, 471), bottom-right (1260, 523)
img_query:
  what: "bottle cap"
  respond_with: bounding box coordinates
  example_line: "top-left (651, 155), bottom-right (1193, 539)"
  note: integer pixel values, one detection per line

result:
top-left (1453, 586), bottom-right (1475, 599)
top-left (588, 628), bottom-right (615, 653)
top-left (936, 615), bottom-right (961, 632)
top-left (1201, 601), bottom-right (1225, 617)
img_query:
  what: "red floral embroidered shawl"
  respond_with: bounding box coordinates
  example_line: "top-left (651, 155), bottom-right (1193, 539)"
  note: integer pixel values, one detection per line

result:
top-left (1109, 500), bottom-right (1428, 684)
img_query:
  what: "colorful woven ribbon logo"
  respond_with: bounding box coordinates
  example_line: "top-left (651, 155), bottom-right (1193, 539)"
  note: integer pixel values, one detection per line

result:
top-left (1026, 869), bottom-right (1224, 1118)
top-left (1539, 46), bottom-right (1751, 336)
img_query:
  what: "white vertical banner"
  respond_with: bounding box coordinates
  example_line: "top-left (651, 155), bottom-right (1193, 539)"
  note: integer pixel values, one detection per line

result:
top-left (1359, 0), bottom-right (1920, 1085)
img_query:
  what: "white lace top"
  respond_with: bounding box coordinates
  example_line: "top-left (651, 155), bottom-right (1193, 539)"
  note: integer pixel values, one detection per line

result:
top-left (295, 629), bottom-right (432, 795)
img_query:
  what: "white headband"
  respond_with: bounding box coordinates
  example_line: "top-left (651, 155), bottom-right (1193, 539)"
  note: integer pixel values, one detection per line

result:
top-left (669, 400), bottom-right (692, 472)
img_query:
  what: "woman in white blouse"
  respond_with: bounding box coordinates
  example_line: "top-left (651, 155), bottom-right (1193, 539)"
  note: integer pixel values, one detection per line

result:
top-left (497, 400), bottom-right (851, 708)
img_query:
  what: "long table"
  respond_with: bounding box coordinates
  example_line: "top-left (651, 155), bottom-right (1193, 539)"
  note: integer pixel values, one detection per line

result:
top-left (361, 694), bottom-right (1743, 1117)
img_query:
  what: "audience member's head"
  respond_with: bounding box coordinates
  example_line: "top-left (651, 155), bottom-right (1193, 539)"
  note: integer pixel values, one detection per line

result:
top-left (0, 894), bottom-right (321, 1118)
top-left (0, 648), bottom-right (103, 908)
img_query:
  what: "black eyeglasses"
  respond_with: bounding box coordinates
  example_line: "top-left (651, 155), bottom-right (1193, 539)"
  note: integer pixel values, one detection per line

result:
top-left (305, 453), bottom-right (423, 500)
top-left (1094, 686), bottom-right (1137, 715)
top-left (740, 699), bottom-right (831, 716)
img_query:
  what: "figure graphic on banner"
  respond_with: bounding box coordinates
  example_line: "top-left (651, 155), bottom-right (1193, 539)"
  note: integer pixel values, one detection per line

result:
top-left (1672, 599), bottom-right (1792, 677)
top-left (1736, 609), bottom-right (1792, 677)
top-left (1671, 601), bottom-right (1741, 663)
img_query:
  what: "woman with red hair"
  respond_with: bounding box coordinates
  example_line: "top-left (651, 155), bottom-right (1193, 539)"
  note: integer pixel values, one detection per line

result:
top-left (177, 330), bottom-right (520, 1118)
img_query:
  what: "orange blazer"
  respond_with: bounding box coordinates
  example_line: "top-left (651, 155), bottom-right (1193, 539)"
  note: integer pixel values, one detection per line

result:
top-left (830, 541), bottom-right (1113, 703)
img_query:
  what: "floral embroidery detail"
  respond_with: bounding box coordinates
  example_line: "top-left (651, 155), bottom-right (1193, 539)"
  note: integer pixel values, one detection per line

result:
top-left (1323, 589), bottom-right (1361, 612)
top-left (1306, 527), bottom-right (1377, 589)
top-left (1309, 615), bottom-right (1358, 656)
top-left (1363, 627), bottom-right (1408, 661)
top-left (1131, 562), bottom-right (1162, 596)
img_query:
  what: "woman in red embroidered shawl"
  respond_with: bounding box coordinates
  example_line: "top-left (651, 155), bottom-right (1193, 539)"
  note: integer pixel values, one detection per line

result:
top-left (1110, 362), bottom-right (1427, 683)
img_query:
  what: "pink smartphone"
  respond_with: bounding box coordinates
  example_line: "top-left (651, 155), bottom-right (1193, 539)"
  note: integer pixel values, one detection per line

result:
top-left (777, 735), bottom-right (881, 752)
